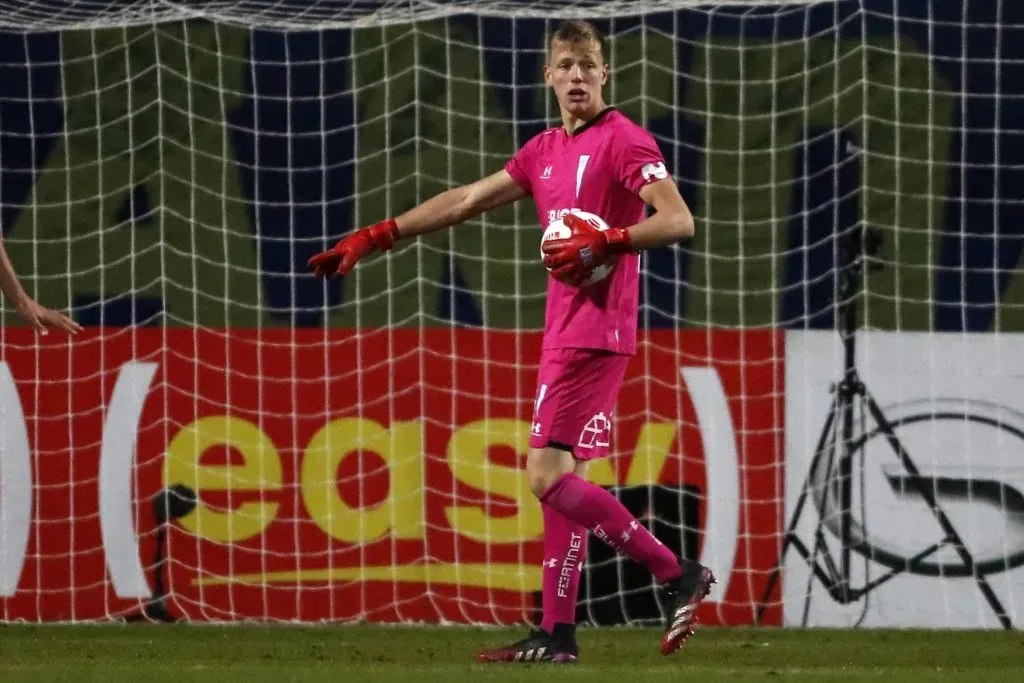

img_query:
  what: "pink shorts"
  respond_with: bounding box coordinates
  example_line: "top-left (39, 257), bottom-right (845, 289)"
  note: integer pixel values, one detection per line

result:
top-left (528, 347), bottom-right (631, 460)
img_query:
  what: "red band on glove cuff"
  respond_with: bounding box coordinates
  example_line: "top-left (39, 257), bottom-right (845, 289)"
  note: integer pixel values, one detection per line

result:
top-left (369, 218), bottom-right (401, 251)
top-left (604, 227), bottom-right (634, 255)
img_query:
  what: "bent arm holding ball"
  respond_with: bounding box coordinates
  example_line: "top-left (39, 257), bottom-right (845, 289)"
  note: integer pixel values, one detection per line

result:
top-left (542, 178), bottom-right (694, 286)
top-left (308, 171), bottom-right (527, 279)
top-left (629, 178), bottom-right (695, 248)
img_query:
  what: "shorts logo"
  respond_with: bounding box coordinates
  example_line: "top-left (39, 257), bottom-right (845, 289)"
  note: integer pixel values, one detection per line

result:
top-left (577, 412), bottom-right (611, 449)
top-left (531, 383), bottom-right (548, 438)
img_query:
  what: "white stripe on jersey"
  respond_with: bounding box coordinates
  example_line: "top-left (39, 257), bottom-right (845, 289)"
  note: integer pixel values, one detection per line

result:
top-left (575, 155), bottom-right (590, 200)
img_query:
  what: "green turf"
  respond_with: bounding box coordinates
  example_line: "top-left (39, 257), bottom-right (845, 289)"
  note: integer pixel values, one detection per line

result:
top-left (0, 625), bottom-right (1021, 683)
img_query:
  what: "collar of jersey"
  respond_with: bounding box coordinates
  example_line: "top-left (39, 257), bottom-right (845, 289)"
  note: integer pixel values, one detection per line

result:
top-left (564, 106), bottom-right (616, 138)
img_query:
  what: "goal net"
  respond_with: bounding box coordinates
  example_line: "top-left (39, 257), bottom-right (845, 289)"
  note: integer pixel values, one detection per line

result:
top-left (0, 0), bottom-right (1021, 629)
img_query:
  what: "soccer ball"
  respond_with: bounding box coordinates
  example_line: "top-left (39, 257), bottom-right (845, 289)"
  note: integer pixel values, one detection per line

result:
top-left (540, 210), bottom-right (617, 286)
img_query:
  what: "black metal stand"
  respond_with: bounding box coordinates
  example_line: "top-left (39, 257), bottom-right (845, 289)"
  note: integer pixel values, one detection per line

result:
top-left (754, 221), bottom-right (1013, 629)
top-left (124, 484), bottom-right (196, 623)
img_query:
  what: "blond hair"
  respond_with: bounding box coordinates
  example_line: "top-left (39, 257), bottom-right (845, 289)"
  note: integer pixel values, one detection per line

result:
top-left (549, 19), bottom-right (605, 57)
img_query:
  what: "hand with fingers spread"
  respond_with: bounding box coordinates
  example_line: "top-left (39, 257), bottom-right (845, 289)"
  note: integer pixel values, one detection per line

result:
top-left (308, 218), bottom-right (401, 279)
top-left (541, 212), bottom-right (633, 287)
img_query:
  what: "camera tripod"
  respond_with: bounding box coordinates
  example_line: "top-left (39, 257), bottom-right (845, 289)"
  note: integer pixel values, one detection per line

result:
top-left (754, 222), bottom-right (1014, 630)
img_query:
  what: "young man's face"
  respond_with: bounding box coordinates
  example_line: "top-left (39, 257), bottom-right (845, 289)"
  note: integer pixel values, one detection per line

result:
top-left (544, 38), bottom-right (608, 119)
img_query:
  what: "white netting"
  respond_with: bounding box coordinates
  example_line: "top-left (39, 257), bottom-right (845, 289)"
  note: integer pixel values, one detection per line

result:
top-left (0, 1), bottom-right (828, 30)
top-left (0, 0), bottom-right (1021, 630)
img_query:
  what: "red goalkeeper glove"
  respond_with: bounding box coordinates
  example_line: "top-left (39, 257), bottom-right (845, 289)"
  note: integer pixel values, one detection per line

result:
top-left (308, 218), bottom-right (400, 279)
top-left (541, 213), bottom-right (633, 286)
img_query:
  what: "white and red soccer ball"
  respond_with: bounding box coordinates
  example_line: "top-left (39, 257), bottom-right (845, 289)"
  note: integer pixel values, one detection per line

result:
top-left (540, 210), bottom-right (617, 286)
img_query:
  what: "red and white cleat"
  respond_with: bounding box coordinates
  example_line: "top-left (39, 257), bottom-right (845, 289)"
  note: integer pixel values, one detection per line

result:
top-left (660, 562), bottom-right (716, 656)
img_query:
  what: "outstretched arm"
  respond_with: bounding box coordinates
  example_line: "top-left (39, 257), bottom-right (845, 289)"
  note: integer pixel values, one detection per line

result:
top-left (0, 237), bottom-right (82, 335)
top-left (392, 169), bottom-right (528, 239)
top-left (309, 170), bottom-right (527, 278)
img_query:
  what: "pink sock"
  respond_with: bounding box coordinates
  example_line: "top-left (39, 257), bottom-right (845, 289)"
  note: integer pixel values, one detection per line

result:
top-left (540, 503), bottom-right (587, 633)
top-left (540, 472), bottom-right (681, 583)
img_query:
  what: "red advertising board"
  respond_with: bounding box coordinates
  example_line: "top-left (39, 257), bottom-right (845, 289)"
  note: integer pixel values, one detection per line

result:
top-left (0, 328), bottom-right (783, 625)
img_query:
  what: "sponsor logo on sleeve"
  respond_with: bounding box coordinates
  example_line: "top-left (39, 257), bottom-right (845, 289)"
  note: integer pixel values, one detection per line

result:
top-left (641, 161), bottom-right (668, 182)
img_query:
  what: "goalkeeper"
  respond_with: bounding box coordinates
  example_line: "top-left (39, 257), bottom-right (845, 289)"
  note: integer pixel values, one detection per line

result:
top-left (0, 236), bottom-right (80, 335)
top-left (309, 19), bottom-right (712, 662)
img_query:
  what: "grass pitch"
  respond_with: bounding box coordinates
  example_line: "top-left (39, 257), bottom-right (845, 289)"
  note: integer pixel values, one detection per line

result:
top-left (0, 624), bottom-right (1021, 682)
